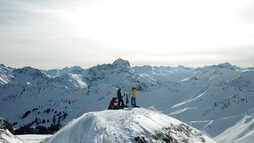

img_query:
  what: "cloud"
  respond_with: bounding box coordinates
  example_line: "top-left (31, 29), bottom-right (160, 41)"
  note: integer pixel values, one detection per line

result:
top-left (237, 0), bottom-right (254, 24)
top-left (0, 0), bottom-right (254, 69)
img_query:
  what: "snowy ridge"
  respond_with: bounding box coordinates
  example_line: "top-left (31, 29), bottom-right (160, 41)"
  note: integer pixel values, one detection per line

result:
top-left (42, 66), bottom-right (86, 77)
top-left (0, 129), bottom-right (23, 143)
top-left (0, 64), bottom-right (14, 84)
top-left (44, 108), bottom-right (216, 143)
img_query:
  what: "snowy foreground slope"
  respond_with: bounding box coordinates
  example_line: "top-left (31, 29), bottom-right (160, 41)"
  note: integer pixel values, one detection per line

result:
top-left (44, 108), bottom-right (216, 143)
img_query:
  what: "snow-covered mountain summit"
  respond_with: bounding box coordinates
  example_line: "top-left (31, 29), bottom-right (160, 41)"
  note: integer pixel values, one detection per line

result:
top-left (113, 58), bottom-right (131, 68)
top-left (44, 108), bottom-right (216, 143)
top-left (0, 64), bottom-right (49, 85)
top-left (43, 66), bottom-right (86, 77)
top-left (86, 58), bottom-right (156, 91)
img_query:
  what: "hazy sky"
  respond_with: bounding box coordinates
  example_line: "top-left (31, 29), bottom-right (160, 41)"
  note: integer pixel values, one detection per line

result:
top-left (1, 0), bottom-right (254, 69)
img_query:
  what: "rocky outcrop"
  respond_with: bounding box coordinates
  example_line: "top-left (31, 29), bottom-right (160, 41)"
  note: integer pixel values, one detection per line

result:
top-left (0, 118), bottom-right (14, 134)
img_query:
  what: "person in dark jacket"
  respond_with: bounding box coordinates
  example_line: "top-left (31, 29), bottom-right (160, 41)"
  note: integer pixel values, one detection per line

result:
top-left (117, 88), bottom-right (124, 108)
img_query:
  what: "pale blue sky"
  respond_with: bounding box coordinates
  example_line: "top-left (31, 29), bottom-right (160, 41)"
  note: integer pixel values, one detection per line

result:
top-left (1, 0), bottom-right (254, 69)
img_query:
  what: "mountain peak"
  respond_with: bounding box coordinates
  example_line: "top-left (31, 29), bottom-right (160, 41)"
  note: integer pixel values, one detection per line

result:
top-left (112, 58), bottom-right (130, 68)
top-left (0, 64), bottom-right (5, 68)
top-left (217, 62), bottom-right (235, 70)
top-left (46, 108), bottom-right (216, 143)
top-left (62, 66), bottom-right (83, 71)
top-left (14, 66), bottom-right (47, 78)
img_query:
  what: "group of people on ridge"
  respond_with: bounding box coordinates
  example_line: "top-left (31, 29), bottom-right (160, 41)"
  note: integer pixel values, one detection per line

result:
top-left (108, 87), bottom-right (138, 110)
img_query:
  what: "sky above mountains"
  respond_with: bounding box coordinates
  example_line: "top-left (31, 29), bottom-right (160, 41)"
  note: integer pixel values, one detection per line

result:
top-left (1, 0), bottom-right (254, 69)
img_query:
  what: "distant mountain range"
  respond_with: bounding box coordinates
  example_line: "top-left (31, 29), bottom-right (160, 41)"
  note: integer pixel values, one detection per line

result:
top-left (1, 58), bottom-right (254, 142)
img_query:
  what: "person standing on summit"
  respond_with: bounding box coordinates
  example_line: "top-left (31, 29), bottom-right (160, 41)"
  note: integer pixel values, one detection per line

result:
top-left (117, 88), bottom-right (124, 108)
top-left (131, 87), bottom-right (137, 107)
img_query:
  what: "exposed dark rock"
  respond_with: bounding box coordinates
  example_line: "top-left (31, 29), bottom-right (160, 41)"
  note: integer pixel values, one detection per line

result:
top-left (0, 117), bottom-right (14, 134)
top-left (134, 136), bottom-right (148, 143)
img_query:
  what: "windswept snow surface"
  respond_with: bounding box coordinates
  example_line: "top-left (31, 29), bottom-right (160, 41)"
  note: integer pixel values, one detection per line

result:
top-left (214, 108), bottom-right (254, 143)
top-left (0, 129), bottom-right (23, 143)
top-left (18, 134), bottom-right (52, 143)
top-left (44, 108), bottom-right (215, 143)
top-left (0, 129), bottom-right (51, 143)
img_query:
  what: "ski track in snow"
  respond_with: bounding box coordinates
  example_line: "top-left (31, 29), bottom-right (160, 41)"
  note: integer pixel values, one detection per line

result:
top-left (169, 107), bottom-right (198, 115)
top-left (172, 91), bottom-right (207, 108)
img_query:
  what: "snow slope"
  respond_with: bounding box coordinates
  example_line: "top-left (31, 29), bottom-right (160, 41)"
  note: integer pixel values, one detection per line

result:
top-left (0, 129), bottom-right (50, 143)
top-left (0, 64), bottom-right (14, 85)
top-left (0, 129), bottom-right (23, 143)
top-left (17, 134), bottom-right (52, 143)
top-left (214, 107), bottom-right (254, 143)
top-left (44, 108), bottom-right (216, 143)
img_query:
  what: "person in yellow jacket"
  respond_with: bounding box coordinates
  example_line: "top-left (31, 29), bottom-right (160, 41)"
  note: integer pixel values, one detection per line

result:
top-left (131, 87), bottom-right (137, 107)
